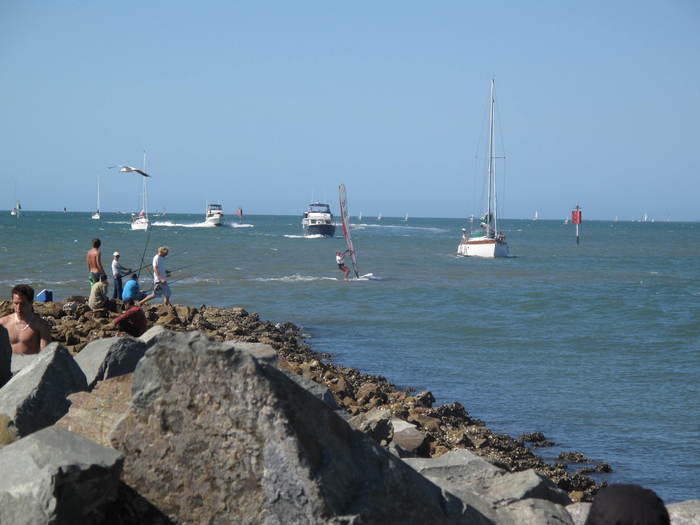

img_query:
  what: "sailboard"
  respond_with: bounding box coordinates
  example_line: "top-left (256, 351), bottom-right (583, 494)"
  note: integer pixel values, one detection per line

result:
top-left (338, 184), bottom-right (359, 278)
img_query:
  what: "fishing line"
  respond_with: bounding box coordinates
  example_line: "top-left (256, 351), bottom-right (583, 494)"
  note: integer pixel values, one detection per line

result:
top-left (136, 227), bottom-right (152, 281)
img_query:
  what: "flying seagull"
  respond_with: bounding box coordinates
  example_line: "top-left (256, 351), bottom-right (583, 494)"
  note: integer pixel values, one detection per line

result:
top-left (108, 165), bottom-right (151, 177)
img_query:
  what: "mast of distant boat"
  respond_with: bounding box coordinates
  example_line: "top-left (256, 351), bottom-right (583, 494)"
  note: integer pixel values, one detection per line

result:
top-left (487, 78), bottom-right (497, 238)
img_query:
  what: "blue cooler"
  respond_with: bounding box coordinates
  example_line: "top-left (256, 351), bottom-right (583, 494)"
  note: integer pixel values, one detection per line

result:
top-left (36, 289), bottom-right (53, 302)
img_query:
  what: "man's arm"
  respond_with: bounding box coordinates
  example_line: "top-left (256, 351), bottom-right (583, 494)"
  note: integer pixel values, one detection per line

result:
top-left (96, 250), bottom-right (105, 274)
top-left (38, 319), bottom-right (51, 349)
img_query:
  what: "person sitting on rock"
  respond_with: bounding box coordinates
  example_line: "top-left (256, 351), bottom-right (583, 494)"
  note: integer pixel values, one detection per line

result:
top-left (0, 284), bottom-right (52, 355)
top-left (122, 273), bottom-right (146, 302)
top-left (114, 299), bottom-right (149, 337)
top-left (88, 274), bottom-right (113, 313)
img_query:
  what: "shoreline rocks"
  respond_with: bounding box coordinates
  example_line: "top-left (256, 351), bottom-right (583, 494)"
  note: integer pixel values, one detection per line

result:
top-left (0, 298), bottom-right (611, 502)
top-left (0, 297), bottom-right (697, 522)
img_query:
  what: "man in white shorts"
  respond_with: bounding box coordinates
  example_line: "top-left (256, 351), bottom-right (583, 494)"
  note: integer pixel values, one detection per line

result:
top-left (139, 246), bottom-right (171, 306)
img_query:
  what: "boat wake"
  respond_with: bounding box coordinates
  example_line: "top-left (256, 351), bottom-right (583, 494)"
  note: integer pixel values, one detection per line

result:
top-left (283, 234), bottom-right (326, 239)
top-left (152, 221), bottom-right (211, 228)
top-left (250, 274), bottom-right (339, 282)
top-left (229, 223), bottom-right (254, 228)
top-left (352, 223), bottom-right (447, 233)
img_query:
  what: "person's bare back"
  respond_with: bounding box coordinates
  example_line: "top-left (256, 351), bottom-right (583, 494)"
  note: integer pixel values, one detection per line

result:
top-left (86, 238), bottom-right (105, 276)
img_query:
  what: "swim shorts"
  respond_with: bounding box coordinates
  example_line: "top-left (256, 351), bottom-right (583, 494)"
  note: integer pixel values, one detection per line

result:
top-left (154, 282), bottom-right (171, 298)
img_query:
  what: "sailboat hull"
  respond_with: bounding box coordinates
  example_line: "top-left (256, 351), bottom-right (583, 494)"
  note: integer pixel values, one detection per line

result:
top-left (457, 238), bottom-right (508, 258)
top-left (131, 217), bottom-right (149, 230)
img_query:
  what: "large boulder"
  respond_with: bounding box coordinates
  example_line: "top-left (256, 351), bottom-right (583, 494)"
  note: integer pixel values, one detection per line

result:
top-left (496, 498), bottom-right (574, 525)
top-left (391, 417), bottom-right (428, 454)
top-left (0, 343), bottom-right (87, 436)
top-left (0, 326), bottom-right (10, 388)
top-left (0, 426), bottom-right (123, 524)
top-left (10, 352), bottom-right (42, 375)
top-left (565, 502), bottom-right (590, 525)
top-left (74, 336), bottom-right (148, 389)
top-left (405, 449), bottom-right (572, 525)
top-left (55, 374), bottom-right (133, 447)
top-left (109, 330), bottom-right (478, 524)
top-left (667, 499), bottom-right (700, 525)
top-left (349, 408), bottom-right (393, 444)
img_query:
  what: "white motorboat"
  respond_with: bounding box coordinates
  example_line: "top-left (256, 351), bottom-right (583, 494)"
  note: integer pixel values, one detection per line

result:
top-left (205, 203), bottom-right (224, 226)
top-left (302, 202), bottom-right (335, 236)
top-left (457, 78), bottom-right (509, 258)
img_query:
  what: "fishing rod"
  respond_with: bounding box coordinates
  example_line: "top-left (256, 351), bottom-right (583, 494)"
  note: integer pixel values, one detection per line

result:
top-left (136, 227), bottom-right (152, 281)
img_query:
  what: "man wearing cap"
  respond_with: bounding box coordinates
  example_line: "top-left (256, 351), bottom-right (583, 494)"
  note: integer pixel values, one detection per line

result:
top-left (111, 251), bottom-right (132, 300)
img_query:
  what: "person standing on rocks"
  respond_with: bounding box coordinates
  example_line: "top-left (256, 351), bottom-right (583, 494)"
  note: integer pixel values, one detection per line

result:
top-left (111, 251), bottom-right (132, 300)
top-left (140, 246), bottom-right (171, 306)
top-left (0, 284), bottom-right (52, 354)
top-left (86, 238), bottom-right (106, 285)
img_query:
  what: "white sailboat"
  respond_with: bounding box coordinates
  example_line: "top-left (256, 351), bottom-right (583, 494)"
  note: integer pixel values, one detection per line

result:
top-left (91, 175), bottom-right (101, 220)
top-left (403, 213), bottom-right (408, 222)
top-left (10, 201), bottom-right (20, 217)
top-left (457, 78), bottom-right (509, 258)
top-left (533, 210), bottom-right (539, 221)
top-left (131, 152), bottom-right (150, 231)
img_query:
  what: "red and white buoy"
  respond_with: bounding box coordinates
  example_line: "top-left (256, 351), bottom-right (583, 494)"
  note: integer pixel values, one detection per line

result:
top-left (572, 204), bottom-right (582, 245)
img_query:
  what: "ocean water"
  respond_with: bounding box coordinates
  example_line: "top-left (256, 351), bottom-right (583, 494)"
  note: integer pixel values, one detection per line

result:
top-left (1, 211), bottom-right (698, 503)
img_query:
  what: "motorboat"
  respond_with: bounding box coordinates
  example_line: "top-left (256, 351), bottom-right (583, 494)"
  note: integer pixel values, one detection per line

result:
top-left (205, 203), bottom-right (224, 226)
top-left (302, 202), bottom-right (335, 237)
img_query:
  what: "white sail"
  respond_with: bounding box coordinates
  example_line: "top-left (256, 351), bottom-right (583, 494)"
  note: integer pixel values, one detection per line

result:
top-left (339, 184), bottom-right (359, 278)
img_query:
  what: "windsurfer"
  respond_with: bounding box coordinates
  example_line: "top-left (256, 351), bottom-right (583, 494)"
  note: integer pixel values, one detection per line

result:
top-left (336, 250), bottom-right (353, 281)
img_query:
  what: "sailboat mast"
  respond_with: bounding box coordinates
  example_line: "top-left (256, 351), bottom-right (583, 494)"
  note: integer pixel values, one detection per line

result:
top-left (488, 78), bottom-right (496, 237)
top-left (143, 151), bottom-right (148, 219)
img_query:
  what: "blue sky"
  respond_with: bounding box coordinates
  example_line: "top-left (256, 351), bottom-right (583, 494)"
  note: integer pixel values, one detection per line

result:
top-left (1, 1), bottom-right (699, 220)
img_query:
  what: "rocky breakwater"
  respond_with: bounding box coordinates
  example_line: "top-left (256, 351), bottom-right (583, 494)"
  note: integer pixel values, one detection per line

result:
top-left (0, 299), bottom-right (697, 523)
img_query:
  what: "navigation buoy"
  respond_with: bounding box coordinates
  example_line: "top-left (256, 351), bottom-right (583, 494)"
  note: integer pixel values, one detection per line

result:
top-left (572, 204), bottom-right (582, 245)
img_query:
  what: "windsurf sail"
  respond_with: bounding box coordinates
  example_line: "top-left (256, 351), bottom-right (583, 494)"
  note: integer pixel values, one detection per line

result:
top-left (338, 184), bottom-right (359, 278)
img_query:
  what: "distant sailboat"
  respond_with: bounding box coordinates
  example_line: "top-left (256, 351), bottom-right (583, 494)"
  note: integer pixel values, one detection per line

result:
top-left (533, 210), bottom-right (539, 221)
top-left (91, 175), bottom-right (101, 220)
top-left (130, 152), bottom-right (150, 230)
top-left (377, 213), bottom-right (382, 222)
top-left (457, 78), bottom-right (509, 258)
top-left (236, 207), bottom-right (244, 221)
top-left (403, 213), bottom-right (408, 222)
top-left (10, 201), bottom-right (20, 217)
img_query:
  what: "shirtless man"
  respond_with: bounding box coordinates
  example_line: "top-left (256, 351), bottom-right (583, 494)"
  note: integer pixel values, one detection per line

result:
top-left (0, 284), bottom-right (52, 355)
top-left (86, 238), bottom-right (106, 285)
